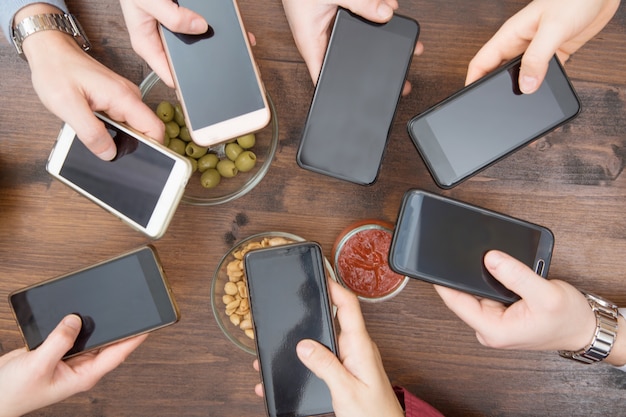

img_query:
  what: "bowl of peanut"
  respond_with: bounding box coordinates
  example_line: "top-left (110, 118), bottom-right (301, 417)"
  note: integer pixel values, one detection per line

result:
top-left (211, 231), bottom-right (336, 355)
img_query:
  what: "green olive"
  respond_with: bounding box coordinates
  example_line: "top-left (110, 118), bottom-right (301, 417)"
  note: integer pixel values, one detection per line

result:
top-left (179, 126), bottom-right (192, 142)
top-left (163, 135), bottom-right (171, 147)
top-left (174, 103), bottom-right (186, 127)
top-left (197, 153), bottom-right (219, 172)
top-left (216, 159), bottom-right (238, 178)
top-left (200, 168), bottom-right (221, 188)
top-left (235, 150), bottom-right (257, 172)
top-left (185, 142), bottom-right (208, 159)
top-left (165, 121), bottom-right (180, 139)
top-left (167, 138), bottom-right (186, 156)
top-left (187, 156), bottom-right (198, 173)
top-left (236, 133), bottom-right (256, 149)
top-left (156, 101), bottom-right (175, 123)
top-left (225, 142), bottom-right (243, 161)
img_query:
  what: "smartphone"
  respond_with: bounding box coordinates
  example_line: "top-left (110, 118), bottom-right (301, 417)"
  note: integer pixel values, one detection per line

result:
top-left (9, 246), bottom-right (180, 359)
top-left (46, 112), bottom-right (192, 239)
top-left (296, 8), bottom-right (420, 185)
top-left (244, 242), bottom-right (337, 417)
top-left (389, 189), bottom-right (554, 304)
top-left (407, 55), bottom-right (581, 188)
top-left (159, 0), bottom-right (270, 147)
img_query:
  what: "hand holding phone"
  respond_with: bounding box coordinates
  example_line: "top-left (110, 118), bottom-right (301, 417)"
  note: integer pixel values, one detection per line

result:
top-left (296, 8), bottom-right (420, 185)
top-left (9, 246), bottom-right (179, 359)
top-left (408, 55), bottom-right (580, 188)
top-left (46, 112), bottom-right (192, 239)
top-left (244, 242), bottom-right (338, 417)
top-left (389, 190), bottom-right (554, 304)
top-left (159, 0), bottom-right (270, 147)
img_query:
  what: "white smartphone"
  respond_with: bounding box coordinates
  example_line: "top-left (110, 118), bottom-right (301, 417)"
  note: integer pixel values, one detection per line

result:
top-left (159, 0), bottom-right (270, 147)
top-left (46, 112), bottom-right (192, 239)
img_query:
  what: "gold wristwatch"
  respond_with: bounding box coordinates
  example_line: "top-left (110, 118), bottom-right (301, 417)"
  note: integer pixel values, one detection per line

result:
top-left (12, 13), bottom-right (91, 59)
top-left (558, 291), bottom-right (619, 364)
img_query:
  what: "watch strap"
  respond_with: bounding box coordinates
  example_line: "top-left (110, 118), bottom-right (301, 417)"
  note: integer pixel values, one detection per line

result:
top-left (558, 292), bottom-right (619, 364)
top-left (12, 13), bottom-right (91, 58)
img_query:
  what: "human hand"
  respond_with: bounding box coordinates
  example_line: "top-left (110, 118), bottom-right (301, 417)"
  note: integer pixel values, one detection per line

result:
top-left (281, 0), bottom-right (423, 95)
top-left (16, 4), bottom-right (165, 160)
top-left (253, 280), bottom-right (404, 417)
top-left (466, 0), bottom-right (620, 93)
top-left (434, 250), bottom-right (597, 352)
top-left (0, 314), bottom-right (146, 417)
top-left (119, 0), bottom-right (209, 88)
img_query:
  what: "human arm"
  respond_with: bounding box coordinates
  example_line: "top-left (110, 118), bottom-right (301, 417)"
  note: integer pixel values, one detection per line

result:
top-left (0, 314), bottom-right (147, 417)
top-left (118, 0), bottom-right (209, 89)
top-left (466, 0), bottom-right (621, 93)
top-left (281, 0), bottom-right (423, 95)
top-left (434, 250), bottom-right (626, 367)
top-left (5, 2), bottom-right (165, 160)
top-left (254, 279), bottom-right (442, 417)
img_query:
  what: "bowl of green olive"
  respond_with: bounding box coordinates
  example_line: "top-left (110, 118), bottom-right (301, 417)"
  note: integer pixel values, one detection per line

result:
top-left (139, 71), bottom-right (279, 206)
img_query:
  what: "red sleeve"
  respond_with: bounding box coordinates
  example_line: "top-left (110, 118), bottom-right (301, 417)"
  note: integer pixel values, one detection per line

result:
top-left (394, 386), bottom-right (445, 417)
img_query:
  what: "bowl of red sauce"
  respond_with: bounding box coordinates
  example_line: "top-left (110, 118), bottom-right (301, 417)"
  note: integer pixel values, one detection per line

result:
top-left (332, 220), bottom-right (409, 302)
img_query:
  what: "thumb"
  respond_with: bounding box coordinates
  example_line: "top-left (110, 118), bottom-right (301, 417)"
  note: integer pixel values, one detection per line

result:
top-left (336, 0), bottom-right (398, 23)
top-left (155, 1), bottom-right (209, 35)
top-left (34, 315), bottom-right (82, 370)
top-left (517, 24), bottom-right (563, 94)
top-left (296, 339), bottom-right (350, 393)
top-left (484, 250), bottom-right (552, 305)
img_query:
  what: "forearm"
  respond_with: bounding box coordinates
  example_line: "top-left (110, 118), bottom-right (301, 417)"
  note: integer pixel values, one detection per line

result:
top-left (1, 0), bottom-right (68, 44)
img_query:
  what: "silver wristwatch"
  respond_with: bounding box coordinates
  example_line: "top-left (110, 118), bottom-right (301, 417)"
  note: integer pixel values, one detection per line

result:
top-left (12, 13), bottom-right (91, 59)
top-left (558, 291), bottom-right (619, 364)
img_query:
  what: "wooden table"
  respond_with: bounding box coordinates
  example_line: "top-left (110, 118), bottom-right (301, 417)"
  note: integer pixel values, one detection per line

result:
top-left (1, 0), bottom-right (625, 415)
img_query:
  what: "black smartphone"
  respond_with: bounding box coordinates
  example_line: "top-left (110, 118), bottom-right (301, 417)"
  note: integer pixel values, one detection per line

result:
top-left (47, 112), bottom-right (192, 239)
top-left (244, 242), bottom-right (337, 417)
top-left (296, 8), bottom-right (420, 185)
top-left (389, 190), bottom-right (554, 304)
top-left (9, 246), bottom-right (180, 359)
top-left (407, 55), bottom-right (581, 188)
top-left (159, 0), bottom-right (270, 147)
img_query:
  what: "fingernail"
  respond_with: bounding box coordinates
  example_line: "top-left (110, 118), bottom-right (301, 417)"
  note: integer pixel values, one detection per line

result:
top-left (520, 75), bottom-right (538, 94)
top-left (98, 146), bottom-right (117, 161)
top-left (484, 250), bottom-right (504, 267)
top-left (377, 4), bottom-right (393, 19)
top-left (191, 18), bottom-right (209, 34)
top-left (296, 340), bottom-right (315, 359)
top-left (64, 315), bottom-right (82, 331)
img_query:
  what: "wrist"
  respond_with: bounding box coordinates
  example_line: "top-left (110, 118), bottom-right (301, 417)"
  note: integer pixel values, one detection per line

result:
top-left (14, 3), bottom-right (65, 26)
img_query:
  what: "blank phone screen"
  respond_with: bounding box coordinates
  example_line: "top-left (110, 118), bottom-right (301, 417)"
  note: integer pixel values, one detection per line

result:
top-left (58, 122), bottom-right (175, 227)
top-left (161, 0), bottom-right (265, 130)
top-left (409, 56), bottom-right (580, 187)
top-left (391, 191), bottom-right (553, 303)
top-left (245, 243), bottom-right (336, 417)
top-left (297, 9), bottom-right (419, 185)
top-left (10, 247), bottom-right (177, 357)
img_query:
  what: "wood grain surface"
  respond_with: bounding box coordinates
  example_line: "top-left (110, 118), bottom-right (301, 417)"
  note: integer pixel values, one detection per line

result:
top-left (0, 0), bottom-right (625, 416)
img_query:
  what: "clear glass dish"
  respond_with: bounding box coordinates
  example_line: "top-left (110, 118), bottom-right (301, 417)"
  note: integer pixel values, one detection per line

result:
top-left (139, 71), bottom-right (279, 206)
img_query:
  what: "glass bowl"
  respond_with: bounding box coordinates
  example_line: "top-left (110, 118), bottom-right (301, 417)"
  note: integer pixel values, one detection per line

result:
top-left (332, 220), bottom-right (409, 303)
top-left (139, 71), bottom-right (279, 205)
top-left (211, 231), bottom-right (337, 355)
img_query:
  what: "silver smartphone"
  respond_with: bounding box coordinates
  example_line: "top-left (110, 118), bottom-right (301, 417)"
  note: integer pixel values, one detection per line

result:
top-left (159, 0), bottom-right (270, 147)
top-left (9, 245), bottom-right (180, 359)
top-left (46, 112), bottom-right (192, 239)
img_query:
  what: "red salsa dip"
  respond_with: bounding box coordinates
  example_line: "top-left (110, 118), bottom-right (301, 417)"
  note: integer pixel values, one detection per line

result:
top-left (334, 222), bottom-right (406, 300)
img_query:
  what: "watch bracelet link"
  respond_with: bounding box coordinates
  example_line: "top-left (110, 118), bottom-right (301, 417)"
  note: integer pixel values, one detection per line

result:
top-left (12, 13), bottom-right (91, 58)
top-left (558, 292), bottom-right (619, 364)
